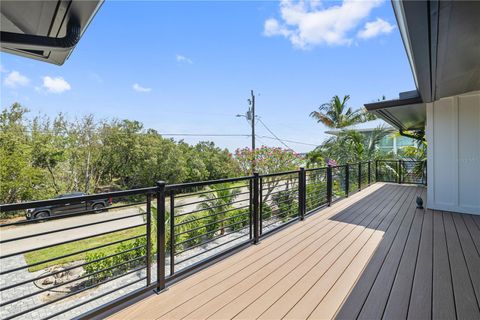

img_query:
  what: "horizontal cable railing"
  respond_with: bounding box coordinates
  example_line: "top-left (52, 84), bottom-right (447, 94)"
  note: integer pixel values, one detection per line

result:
top-left (0, 159), bottom-right (426, 319)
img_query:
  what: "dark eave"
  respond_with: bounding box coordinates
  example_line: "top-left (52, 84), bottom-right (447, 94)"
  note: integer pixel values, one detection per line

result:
top-left (365, 95), bottom-right (426, 132)
top-left (369, 0), bottom-right (480, 131)
top-left (0, 0), bottom-right (103, 65)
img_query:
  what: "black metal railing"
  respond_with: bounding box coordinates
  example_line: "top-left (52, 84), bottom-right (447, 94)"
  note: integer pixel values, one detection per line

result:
top-left (0, 159), bottom-right (426, 319)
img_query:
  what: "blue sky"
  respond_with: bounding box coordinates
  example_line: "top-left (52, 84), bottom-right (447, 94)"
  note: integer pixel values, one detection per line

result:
top-left (0, 0), bottom-right (415, 153)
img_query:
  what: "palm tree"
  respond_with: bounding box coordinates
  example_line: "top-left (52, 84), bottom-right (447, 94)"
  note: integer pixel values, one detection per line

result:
top-left (199, 183), bottom-right (240, 236)
top-left (317, 126), bottom-right (390, 164)
top-left (310, 95), bottom-right (365, 129)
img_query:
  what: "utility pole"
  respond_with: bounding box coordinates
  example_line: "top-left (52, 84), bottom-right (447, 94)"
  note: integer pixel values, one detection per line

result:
top-left (249, 90), bottom-right (256, 173)
top-left (237, 90), bottom-right (257, 173)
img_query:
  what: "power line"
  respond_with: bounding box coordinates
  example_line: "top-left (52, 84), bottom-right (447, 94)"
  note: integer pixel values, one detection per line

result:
top-left (257, 118), bottom-right (294, 150)
top-left (256, 135), bottom-right (320, 147)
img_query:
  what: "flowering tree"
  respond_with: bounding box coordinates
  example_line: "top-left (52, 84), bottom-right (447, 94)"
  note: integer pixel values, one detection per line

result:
top-left (235, 146), bottom-right (302, 203)
top-left (235, 146), bottom-right (301, 175)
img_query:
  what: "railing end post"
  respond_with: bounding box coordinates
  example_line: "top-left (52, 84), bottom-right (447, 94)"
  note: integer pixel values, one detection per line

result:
top-left (252, 172), bottom-right (260, 244)
top-left (155, 180), bottom-right (166, 292)
top-left (299, 167), bottom-right (306, 221)
top-left (326, 165), bottom-right (333, 206)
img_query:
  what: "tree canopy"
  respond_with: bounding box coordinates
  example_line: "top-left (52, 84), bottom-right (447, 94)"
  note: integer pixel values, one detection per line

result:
top-left (0, 103), bottom-right (240, 204)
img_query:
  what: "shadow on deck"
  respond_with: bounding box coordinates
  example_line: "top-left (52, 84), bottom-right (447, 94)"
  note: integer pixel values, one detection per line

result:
top-left (105, 183), bottom-right (480, 320)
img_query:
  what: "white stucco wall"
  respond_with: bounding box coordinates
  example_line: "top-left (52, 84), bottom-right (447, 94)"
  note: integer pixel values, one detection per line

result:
top-left (426, 91), bottom-right (480, 215)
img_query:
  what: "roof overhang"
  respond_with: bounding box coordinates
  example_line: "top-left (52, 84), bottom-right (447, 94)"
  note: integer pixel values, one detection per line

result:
top-left (0, 0), bottom-right (103, 65)
top-left (365, 94), bottom-right (426, 131)
top-left (369, 1), bottom-right (480, 131)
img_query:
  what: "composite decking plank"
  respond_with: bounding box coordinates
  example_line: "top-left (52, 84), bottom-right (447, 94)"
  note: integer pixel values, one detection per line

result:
top-left (206, 185), bottom-right (401, 320)
top-left (407, 208), bottom-right (433, 320)
top-left (302, 187), bottom-right (417, 320)
top-left (309, 187), bottom-right (417, 320)
top-left (109, 184), bottom-right (480, 320)
top-left (355, 188), bottom-right (424, 320)
top-left (451, 213), bottom-right (480, 312)
top-left (463, 214), bottom-right (480, 255)
top-left (443, 212), bottom-right (480, 319)
top-left (382, 204), bottom-right (424, 319)
top-left (283, 230), bottom-right (376, 320)
top-left (335, 187), bottom-right (424, 320)
top-left (471, 215), bottom-right (480, 230)
top-left (228, 191), bottom-right (399, 319)
top-left (432, 210), bottom-right (456, 320)
top-left (260, 185), bottom-right (415, 320)
top-left (306, 232), bottom-right (383, 320)
top-left (109, 184), bottom-right (386, 320)
top-left (156, 187), bottom-right (394, 319)
top-left (176, 185), bottom-right (398, 320)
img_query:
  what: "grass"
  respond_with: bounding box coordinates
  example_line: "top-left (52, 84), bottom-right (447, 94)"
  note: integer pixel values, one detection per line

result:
top-left (24, 225), bottom-right (146, 272)
top-left (22, 182), bottom-right (248, 273)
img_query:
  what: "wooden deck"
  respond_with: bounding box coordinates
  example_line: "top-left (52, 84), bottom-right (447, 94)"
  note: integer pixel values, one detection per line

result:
top-left (109, 183), bottom-right (480, 320)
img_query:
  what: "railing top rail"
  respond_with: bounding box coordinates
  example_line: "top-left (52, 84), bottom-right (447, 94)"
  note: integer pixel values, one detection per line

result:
top-left (1, 159), bottom-right (427, 212)
top-left (259, 170), bottom-right (299, 178)
top-left (166, 175), bottom-right (253, 191)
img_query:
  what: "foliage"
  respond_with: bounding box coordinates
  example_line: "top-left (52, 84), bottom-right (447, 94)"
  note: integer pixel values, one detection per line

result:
top-left (0, 104), bottom-right (47, 203)
top-left (199, 183), bottom-right (241, 235)
top-left (310, 95), bottom-right (368, 129)
top-left (84, 237), bottom-right (147, 283)
top-left (307, 126), bottom-right (390, 166)
top-left (23, 226), bottom-right (144, 272)
top-left (0, 103), bottom-right (240, 211)
top-left (235, 146), bottom-right (301, 205)
top-left (271, 188), bottom-right (298, 222)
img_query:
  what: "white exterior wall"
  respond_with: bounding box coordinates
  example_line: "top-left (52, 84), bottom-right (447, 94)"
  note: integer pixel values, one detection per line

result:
top-left (426, 91), bottom-right (480, 215)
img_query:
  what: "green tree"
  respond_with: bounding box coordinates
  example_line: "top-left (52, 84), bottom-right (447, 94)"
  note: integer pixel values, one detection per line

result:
top-left (310, 95), bottom-right (365, 129)
top-left (235, 146), bottom-right (301, 203)
top-left (199, 183), bottom-right (241, 235)
top-left (0, 104), bottom-right (47, 205)
top-left (309, 126), bottom-right (390, 164)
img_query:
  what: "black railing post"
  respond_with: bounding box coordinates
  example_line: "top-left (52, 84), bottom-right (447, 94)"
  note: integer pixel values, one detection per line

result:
top-left (368, 161), bottom-right (371, 185)
top-left (375, 160), bottom-right (379, 182)
top-left (253, 172), bottom-right (260, 244)
top-left (398, 160), bottom-right (402, 184)
top-left (299, 167), bottom-right (306, 221)
top-left (326, 165), bottom-right (333, 206)
top-left (146, 193), bottom-right (152, 286)
top-left (358, 162), bottom-right (362, 191)
top-left (345, 164), bottom-right (350, 197)
top-left (155, 181), bottom-right (166, 292)
top-left (169, 192), bottom-right (175, 277)
top-left (424, 160), bottom-right (427, 185)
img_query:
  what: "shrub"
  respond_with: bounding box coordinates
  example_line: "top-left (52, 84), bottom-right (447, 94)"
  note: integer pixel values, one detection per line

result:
top-left (84, 237), bottom-right (147, 284)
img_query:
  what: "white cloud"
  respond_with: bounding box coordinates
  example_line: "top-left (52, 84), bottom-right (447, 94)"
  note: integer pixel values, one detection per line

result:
top-left (4, 71), bottom-right (30, 87)
top-left (263, 0), bottom-right (385, 48)
top-left (176, 54), bottom-right (193, 64)
top-left (42, 76), bottom-right (71, 93)
top-left (357, 18), bottom-right (395, 39)
top-left (133, 83), bottom-right (151, 92)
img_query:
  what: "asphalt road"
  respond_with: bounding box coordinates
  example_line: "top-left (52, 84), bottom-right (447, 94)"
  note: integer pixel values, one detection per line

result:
top-left (0, 191), bottom-right (252, 256)
top-left (0, 183), bottom-right (294, 256)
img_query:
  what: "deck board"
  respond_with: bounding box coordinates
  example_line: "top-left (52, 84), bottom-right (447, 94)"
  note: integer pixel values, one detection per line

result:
top-left (407, 208), bottom-right (433, 319)
top-left (444, 212), bottom-right (480, 319)
top-left (108, 184), bottom-right (480, 320)
top-left (432, 210), bottom-right (456, 320)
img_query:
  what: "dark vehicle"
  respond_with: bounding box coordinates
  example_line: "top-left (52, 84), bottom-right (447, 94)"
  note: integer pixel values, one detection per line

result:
top-left (26, 192), bottom-right (112, 220)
